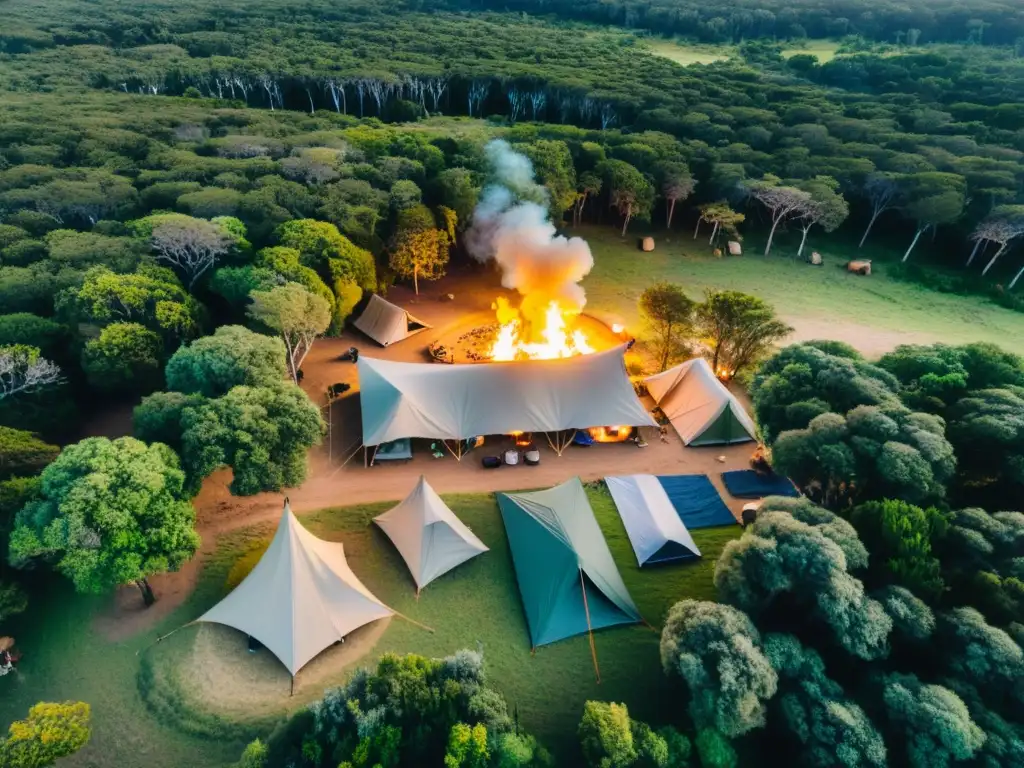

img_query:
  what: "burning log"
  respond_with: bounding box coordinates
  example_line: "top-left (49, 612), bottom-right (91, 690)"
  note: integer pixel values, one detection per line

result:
top-left (588, 426), bottom-right (633, 443)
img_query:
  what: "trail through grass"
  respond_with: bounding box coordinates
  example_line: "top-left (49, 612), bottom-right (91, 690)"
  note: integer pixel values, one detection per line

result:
top-left (0, 490), bottom-right (741, 767)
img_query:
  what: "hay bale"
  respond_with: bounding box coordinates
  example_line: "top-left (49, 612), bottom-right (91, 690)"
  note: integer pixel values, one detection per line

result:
top-left (810, 251), bottom-right (822, 265)
top-left (639, 236), bottom-right (655, 252)
top-left (847, 259), bottom-right (872, 276)
top-left (728, 240), bottom-right (742, 255)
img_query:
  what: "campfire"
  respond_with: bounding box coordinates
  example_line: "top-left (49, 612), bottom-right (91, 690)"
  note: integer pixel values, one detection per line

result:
top-left (490, 297), bottom-right (595, 362)
top-left (588, 425), bottom-right (634, 443)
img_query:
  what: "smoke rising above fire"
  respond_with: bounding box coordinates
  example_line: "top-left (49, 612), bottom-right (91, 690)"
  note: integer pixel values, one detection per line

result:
top-left (467, 140), bottom-right (594, 316)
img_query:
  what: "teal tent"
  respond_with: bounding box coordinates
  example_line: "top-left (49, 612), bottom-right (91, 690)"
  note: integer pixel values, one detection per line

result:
top-left (497, 478), bottom-right (642, 651)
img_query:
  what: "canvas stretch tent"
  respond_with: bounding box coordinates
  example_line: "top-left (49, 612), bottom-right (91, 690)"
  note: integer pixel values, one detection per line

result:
top-left (354, 293), bottom-right (431, 347)
top-left (645, 358), bottom-right (756, 446)
top-left (358, 345), bottom-right (655, 456)
top-left (497, 478), bottom-right (641, 678)
top-left (374, 476), bottom-right (488, 593)
top-left (606, 475), bottom-right (701, 565)
top-left (197, 502), bottom-right (393, 679)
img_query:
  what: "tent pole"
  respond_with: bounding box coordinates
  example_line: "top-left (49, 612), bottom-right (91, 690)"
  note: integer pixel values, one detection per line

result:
top-left (544, 432), bottom-right (558, 455)
top-left (290, 675), bottom-right (295, 697)
top-left (579, 569), bottom-right (601, 684)
top-left (134, 620), bottom-right (196, 656)
top-left (392, 610), bottom-right (435, 633)
top-left (363, 446), bottom-right (367, 468)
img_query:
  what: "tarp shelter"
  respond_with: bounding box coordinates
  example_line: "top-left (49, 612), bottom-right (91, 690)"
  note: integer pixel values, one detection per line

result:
top-left (358, 345), bottom-right (655, 449)
top-left (658, 474), bottom-right (737, 529)
top-left (645, 358), bottom-right (756, 446)
top-left (354, 294), bottom-right (431, 347)
top-left (374, 476), bottom-right (488, 592)
top-left (197, 502), bottom-right (393, 677)
top-left (606, 475), bottom-right (701, 565)
top-left (497, 477), bottom-right (641, 652)
top-left (722, 470), bottom-right (800, 499)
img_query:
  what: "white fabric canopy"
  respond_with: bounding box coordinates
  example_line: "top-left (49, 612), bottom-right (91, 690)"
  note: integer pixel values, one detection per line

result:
top-left (198, 503), bottom-right (393, 675)
top-left (606, 475), bottom-right (701, 566)
top-left (358, 345), bottom-right (656, 446)
top-left (354, 293), bottom-right (431, 347)
top-left (374, 475), bottom-right (488, 590)
top-left (645, 358), bottom-right (756, 446)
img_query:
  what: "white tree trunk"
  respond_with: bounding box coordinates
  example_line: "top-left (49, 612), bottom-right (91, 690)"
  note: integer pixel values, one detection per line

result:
top-left (413, 263), bottom-right (419, 295)
top-left (667, 198), bottom-right (676, 229)
top-left (764, 217), bottom-right (781, 256)
top-left (966, 238), bottom-right (984, 267)
top-left (1009, 263), bottom-right (1024, 290)
top-left (902, 227), bottom-right (925, 262)
top-left (859, 209), bottom-right (880, 248)
top-left (709, 221), bottom-right (720, 244)
top-left (798, 226), bottom-right (810, 258)
top-left (621, 210), bottom-right (631, 236)
top-left (693, 217), bottom-right (701, 239)
top-left (982, 243), bottom-right (1009, 276)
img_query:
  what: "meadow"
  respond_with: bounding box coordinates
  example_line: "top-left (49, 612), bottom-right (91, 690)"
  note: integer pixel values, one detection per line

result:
top-left (0, 489), bottom-right (742, 767)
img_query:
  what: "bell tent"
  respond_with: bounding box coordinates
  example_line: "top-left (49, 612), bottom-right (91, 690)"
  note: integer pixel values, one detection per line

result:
top-left (197, 502), bottom-right (393, 677)
top-left (354, 293), bottom-right (431, 347)
top-left (497, 477), bottom-right (642, 657)
top-left (645, 358), bottom-right (756, 446)
top-left (374, 476), bottom-right (488, 592)
top-left (605, 475), bottom-right (701, 566)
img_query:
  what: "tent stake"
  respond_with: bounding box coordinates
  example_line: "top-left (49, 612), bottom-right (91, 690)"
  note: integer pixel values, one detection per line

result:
top-left (579, 569), bottom-right (601, 684)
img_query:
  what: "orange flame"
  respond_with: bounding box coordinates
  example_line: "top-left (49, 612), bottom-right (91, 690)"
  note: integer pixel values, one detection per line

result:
top-left (588, 425), bottom-right (633, 443)
top-left (490, 297), bottom-right (595, 361)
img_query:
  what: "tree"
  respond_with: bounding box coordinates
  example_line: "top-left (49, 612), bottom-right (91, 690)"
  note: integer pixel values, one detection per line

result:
top-left (573, 172), bottom-right (602, 226)
top-left (879, 673), bottom-right (984, 768)
top-left (8, 437), bottom-right (200, 606)
top-left (695, 202), bottom-right (744, 245)
top-left (967, 206), bottom-right (1024, 275)
top-left (389, 179), bottom-right (423, 211)
top-left (579, 702), bottom-right (637, 768)
top-left (389, 228), bottom-right (451, 295)
top-left (716, 509), bottom-right (893, 660)
top-left (0, 345), bottom-right (62, 401)
top-left (697, 291), bottom-right (791, 379)
top-left (444, 723), bottom-right (489, 768)
top-left (524, 140), bottom-right (577, 220)
top-left (659, 600), bottom-right (778, 737)
top-left (276, 218), bottom-right (377, 292)
top-left (795, 176), bottom-right (849, 258)
top-left (599, 159), bottom-right (655, 235)
top-left (900, 173), bottom-right (967, 262)
top-left (146, 215), bottom-right (235, 290)
top-left (180, 384), bottom-right (324, 495)
top-left (658, 161), bottom-right (695, 229)
top-left (0, 701), bottom-right (91, 768)
top-left (0, 427), bottom-right (58, 479)
top-left (165, 325), bottom-right (287, 398)
top-left (434, 168), bottom-right (479, 227)
top-left (850, 499), bottom-right (948, 600)
top-left (81, 322), bottom-right (163, 394)
top-left (638, 282), bottom-right (696, 372)
top-left (875, 585), bottom-right (936, 642)
top-left (235, 740), bottom-right (268, 768)
top-left (948, 389), bottom-right (1024, 504)
top-left (763, 634), bottom-right (887, 767)
top-left (439, 205), bottom-right (458, 244)
top-left (247, 284), bottom-right (331, 384)
top-left (0, 314), bottom-right (65, 359)
top-left (750, 179), bottom-right (812, 256)
top-left (859, 173), bottom-right (901, 248)
top-left (940, 607), bottom-right (1024, 695)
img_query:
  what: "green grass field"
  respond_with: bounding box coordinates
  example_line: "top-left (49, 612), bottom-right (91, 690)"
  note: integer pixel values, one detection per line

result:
top-left (578, 225), bottom-right (1024, 357)
top-left (640, 38), bottom-right (732, 66)
top-left (780, 40), bottom-right (844, 61)
top-left (0, 490), bottom-right (742, 767)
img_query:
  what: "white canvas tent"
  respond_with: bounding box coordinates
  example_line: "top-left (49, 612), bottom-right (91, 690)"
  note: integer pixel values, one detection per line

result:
top-left (354, 294), bottom-right (431, 347)
top-left (374, 476), bottom-right (488, 592)
top-left (606, 475), bottom-right (701, 566)
top-left (358, 345), bottom-right (656, 449)
top-left (645, 358), bottom-right (756, 446)
top-left (197, 502), bottom-right (393, 676)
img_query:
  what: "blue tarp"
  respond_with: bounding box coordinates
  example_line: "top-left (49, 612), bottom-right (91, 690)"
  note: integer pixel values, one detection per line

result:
top-left (374, 438), bottom-right (412, 461)
top-left (721, 470), bottom-right (799, 499)
top-left (656, 474), bottom-right (737, 529)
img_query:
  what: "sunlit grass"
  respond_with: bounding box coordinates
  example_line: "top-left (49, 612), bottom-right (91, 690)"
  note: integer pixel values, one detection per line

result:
top-left (641, 38), bottom-right (732, 66)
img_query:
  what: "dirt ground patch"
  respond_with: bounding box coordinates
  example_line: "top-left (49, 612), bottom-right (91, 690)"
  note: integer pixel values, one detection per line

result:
top-left (93, 556), bottom-right (204, 642)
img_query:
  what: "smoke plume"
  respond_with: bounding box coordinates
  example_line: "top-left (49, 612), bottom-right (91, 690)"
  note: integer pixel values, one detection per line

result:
top-left (467, 140), bottom-right (594, 317)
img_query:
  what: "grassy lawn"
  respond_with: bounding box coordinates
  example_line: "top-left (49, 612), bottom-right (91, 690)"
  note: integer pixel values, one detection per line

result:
top-left (0, 489), bottom-right (742, 767)
top-left (578, 225), bottom-right (1024, 357)
top-left (640, 38), bottom-right (732, 66)
top-left (780, 40), bottom-right (844, 61)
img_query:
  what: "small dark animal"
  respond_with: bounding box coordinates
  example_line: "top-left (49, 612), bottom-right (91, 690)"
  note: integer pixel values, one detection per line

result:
top-left (327, 382), bottom-right (351, 399)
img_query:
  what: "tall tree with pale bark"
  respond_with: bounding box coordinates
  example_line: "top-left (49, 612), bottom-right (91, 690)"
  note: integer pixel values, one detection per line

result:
top-left (599, 159), bottom-right (654, 236)
top-left (695, 202), bottom-right (745, 245)
top-left (900, 173), bottom-right (967, 262)
top-left (859, 173), bottom-right (902, 248)
top-left (750, 178), bottom-right (812, 256)
top-left (389, 228), bottom-right (451, 295)
top-left (795, 176), bottom-right (849, 258)
top-left (247, 283), bottom-right (331, 383)
top-left (0, 345), bottom-right (62, 401)
top-left (658, 161), bottom-right (696, 229)
top-left (967, 206), bottom-right (1024, 276)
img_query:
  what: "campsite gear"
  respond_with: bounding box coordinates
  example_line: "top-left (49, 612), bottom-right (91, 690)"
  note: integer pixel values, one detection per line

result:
top-left (247, 635), bottom-right (263, 653)
top-left (497, 478), bottom-right (642, 659)
top-left (374, 476), bottom-right (488, 592)
top-left (428, 342), bottom-right (453, 363)
top-left (606, 475), bottom-right (701, 566)
top-left (371, 438), bottom-right (413, 464)
top-left (847, 259), bottom-right (872, 275)
top-left (504, 449), bottom-right (519, 465)
top-left (357, 345), bottom-right (655, 449)
top-left (728, 241), bottom-right (742, 255)
top-left (742, 504), bottom-right (760, 526)
top-left (524, 450), bottom-right (540, 465)
top-left (639, 237), bottom-right (655, 252)
top-left (573, 431), bottom-right (595, 447)
top-left (482, 456), bottom-right (501, 469)
top-left (645, 358), bottom-right (756, 446)
top-left (655, 474), bottom-right (737, 529)
top-left (197, 502), bottom-right (394, 676)
top-left (326, 382), bottom-right (350, 399)
top-left (354, 294), bottom-right (431, 347)
top-left (338, 347), bottom-right (360, 362)
top-left (722, 469), bottom-right (800, 499)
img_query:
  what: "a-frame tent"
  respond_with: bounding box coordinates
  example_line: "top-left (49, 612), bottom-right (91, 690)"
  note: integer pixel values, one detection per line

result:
top-left (374, 475), bottom-right (489, 592)
top-left (606, 475), bottom-right (701, 566)
top-left (497, 478), bottom-right (641, 658)
top-left (645, 358), bottom-right (757, 446)
top-left (197, 502), bottom-right (393, 677)
top-left (354, 293), bottom-right (431, 347)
